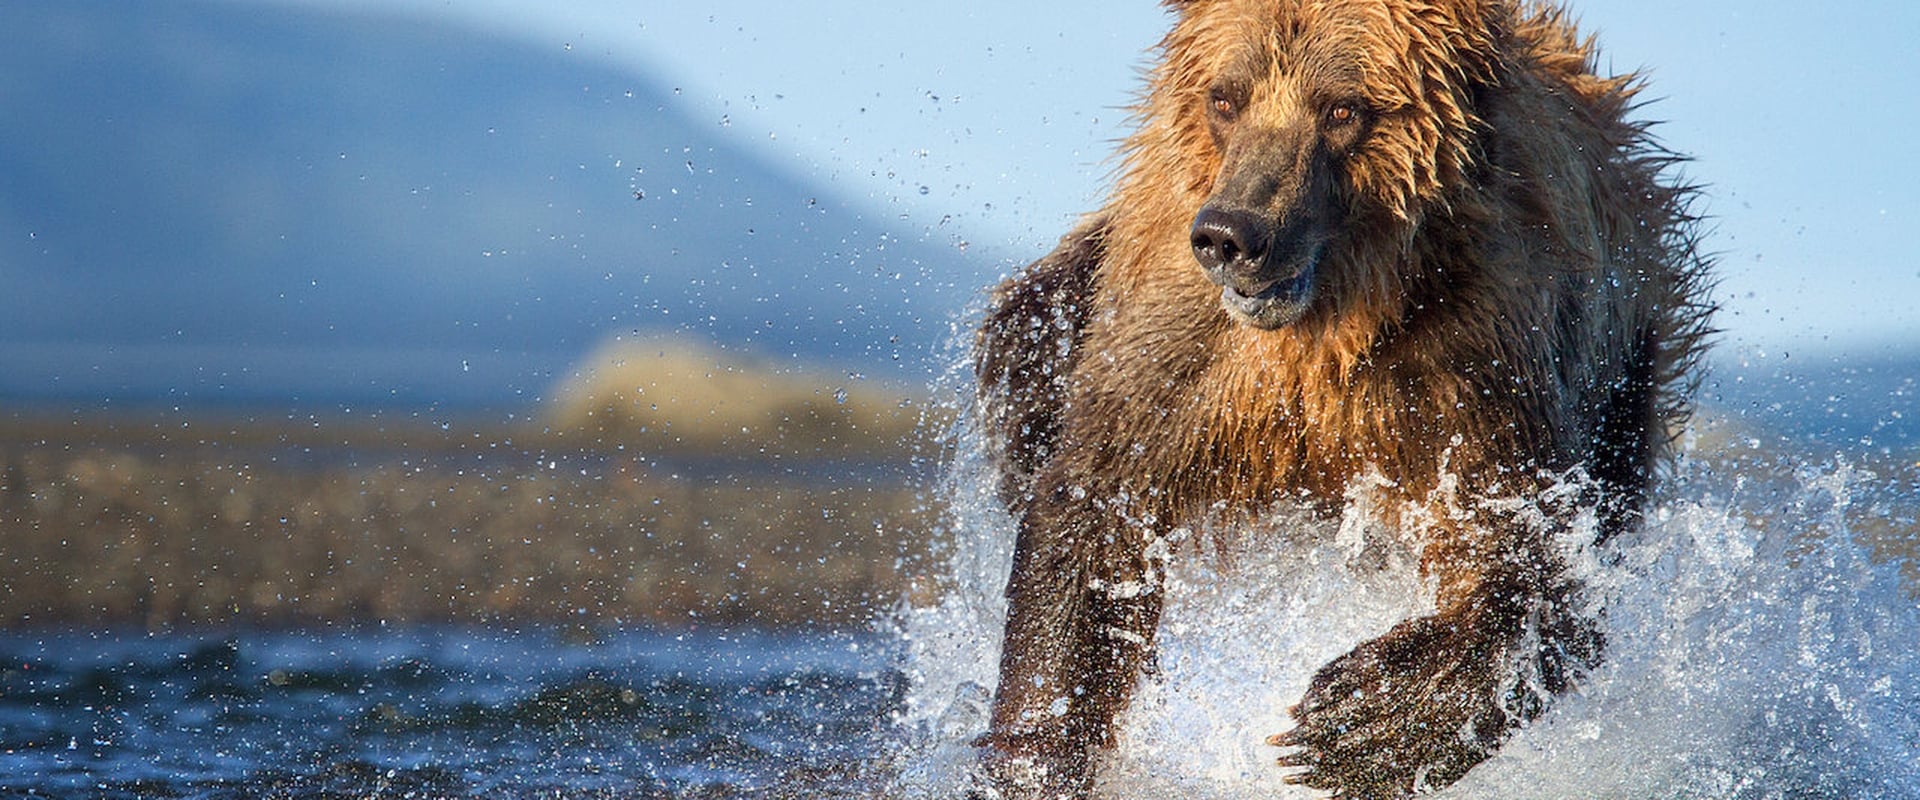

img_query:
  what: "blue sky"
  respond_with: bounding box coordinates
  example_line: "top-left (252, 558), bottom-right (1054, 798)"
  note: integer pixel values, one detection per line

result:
top-left (279, 0), bottom-right (1919, 358)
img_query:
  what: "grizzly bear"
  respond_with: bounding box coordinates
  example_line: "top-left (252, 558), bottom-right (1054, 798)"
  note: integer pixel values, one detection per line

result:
top-left (969, 0), bottom-right (1714, 797)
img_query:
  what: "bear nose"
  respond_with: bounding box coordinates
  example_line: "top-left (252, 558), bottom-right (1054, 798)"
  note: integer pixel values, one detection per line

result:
top-left (1190, 207), bottom-right (1270, 287)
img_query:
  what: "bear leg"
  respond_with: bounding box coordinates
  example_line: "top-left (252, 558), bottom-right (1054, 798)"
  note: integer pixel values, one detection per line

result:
top-left (979, 489), bottom-right (1166, 799)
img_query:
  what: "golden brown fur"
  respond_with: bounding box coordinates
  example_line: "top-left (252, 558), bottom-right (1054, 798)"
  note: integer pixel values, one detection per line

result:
top-left (970, 1), bottom-right (1713, 797)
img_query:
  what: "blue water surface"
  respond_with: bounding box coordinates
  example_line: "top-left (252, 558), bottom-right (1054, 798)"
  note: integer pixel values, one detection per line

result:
top-left (0, 626), bottom-right (900, 798)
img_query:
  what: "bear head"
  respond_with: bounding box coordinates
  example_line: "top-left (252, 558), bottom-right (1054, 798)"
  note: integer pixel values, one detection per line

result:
top-left (1151, 0), bottom-right (1500, 330)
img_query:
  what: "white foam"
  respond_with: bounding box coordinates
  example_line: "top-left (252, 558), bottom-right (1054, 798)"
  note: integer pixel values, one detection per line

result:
top-left (893, 429), bottom-right (1920, 799)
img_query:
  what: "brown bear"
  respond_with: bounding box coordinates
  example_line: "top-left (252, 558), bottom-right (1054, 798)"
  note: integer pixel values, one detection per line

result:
top-left (969, 0), bottom-right (1714, 797)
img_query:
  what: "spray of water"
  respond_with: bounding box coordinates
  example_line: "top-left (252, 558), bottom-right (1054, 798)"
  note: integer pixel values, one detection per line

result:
top-left (892, 411), bottom-right (1920, 799)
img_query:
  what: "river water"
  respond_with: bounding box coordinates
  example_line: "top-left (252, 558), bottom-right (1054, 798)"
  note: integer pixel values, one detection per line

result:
top-left (5, 424), bottom-right (1919, 798)
top-left (0, 627), bottom-right (898, 798)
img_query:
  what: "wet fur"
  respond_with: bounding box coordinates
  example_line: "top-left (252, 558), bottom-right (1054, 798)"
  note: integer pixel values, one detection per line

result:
top-left (972, 1), bottom-right (1713, 797)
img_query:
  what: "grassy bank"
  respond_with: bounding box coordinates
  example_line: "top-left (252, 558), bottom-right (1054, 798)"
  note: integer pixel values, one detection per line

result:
top-left (545, 337), bottom-right (941, 459)
top-left (0, 438), bottom-right (935, 630)
top-left (0, 339), bottom-right (950, 631)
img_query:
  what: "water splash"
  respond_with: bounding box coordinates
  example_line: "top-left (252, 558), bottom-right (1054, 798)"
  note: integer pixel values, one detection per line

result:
top-left (890, 410), bottom-right (1015, 799)
top-left (894, 424), bottom-right (1920, 799)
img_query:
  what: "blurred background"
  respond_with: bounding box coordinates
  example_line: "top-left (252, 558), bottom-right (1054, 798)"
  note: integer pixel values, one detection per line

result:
top-left (1, 0), bottom-right (1916, 629)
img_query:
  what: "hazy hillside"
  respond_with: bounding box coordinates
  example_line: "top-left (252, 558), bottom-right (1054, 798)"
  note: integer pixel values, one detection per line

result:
top-left (0, 0), bottom-right (977, 410)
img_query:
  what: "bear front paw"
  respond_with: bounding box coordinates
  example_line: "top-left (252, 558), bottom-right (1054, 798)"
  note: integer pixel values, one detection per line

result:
top-left (1267, 612), bottom-right (1514, 798)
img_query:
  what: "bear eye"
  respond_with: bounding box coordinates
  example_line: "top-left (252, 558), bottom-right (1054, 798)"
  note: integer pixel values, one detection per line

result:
top-left (1209, 91), bottom-right (1238, 120)
top-left (1325, 102), bottom-right (1363, 126)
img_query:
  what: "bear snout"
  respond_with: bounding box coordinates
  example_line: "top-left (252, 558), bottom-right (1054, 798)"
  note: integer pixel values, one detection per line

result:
top-left (1191, 206), bottom-right (1275, 294)
top-left (1191, 205), bottom-right (1319, 328)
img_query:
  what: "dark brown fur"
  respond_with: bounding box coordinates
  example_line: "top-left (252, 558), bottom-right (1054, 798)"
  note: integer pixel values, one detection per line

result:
top-left (971, 1), bottom-right (1713, 797)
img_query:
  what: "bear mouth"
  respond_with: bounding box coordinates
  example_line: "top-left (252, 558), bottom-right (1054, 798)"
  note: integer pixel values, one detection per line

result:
top-left (1219, 255), bottom-right (1317, 330)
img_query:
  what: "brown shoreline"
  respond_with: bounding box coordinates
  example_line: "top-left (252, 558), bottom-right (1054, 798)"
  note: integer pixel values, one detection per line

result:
top-left (0, 413), bottom-right (937, 631)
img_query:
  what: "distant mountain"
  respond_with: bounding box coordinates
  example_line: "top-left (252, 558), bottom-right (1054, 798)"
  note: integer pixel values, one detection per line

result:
top-left (0, 0), bottom-right (979, 411)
